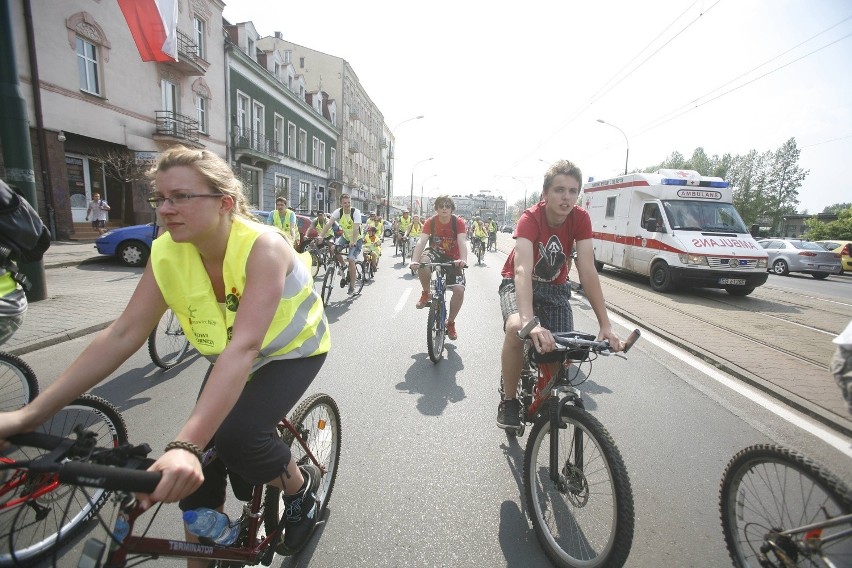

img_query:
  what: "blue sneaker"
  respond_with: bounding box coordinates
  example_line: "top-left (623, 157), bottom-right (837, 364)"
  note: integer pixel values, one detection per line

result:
top-left (281, 464), bottom-right (321, 554)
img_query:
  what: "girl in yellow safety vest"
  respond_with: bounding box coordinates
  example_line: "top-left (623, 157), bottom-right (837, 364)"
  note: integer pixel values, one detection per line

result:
top-left (0, 146), bottom-right (330, 559)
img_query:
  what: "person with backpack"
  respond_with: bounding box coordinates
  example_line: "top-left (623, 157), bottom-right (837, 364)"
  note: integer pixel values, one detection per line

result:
top-left (0, 179), bottom-right (51, 346)
top-left (85, 192), bottom-right (111, 235)
top-left (268, 196), bottom-right (299, 247)
top-left (316, 193), bottom-right (363, 295)
top-left (409, 194), bottom-right (468, 341)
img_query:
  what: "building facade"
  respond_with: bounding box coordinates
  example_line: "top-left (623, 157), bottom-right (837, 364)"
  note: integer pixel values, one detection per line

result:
top-left (3, 0), bottom-right (227, 238)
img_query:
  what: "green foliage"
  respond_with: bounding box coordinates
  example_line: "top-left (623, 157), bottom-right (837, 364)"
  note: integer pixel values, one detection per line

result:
top-left (640, 138), bottom-right (809, 232)
top-left (823, 202), bottom-right (852, 214)
top-left (805, 207), bottom-right (852, 240)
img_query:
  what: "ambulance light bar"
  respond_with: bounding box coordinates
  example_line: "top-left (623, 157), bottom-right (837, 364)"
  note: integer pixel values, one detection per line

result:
top-left (660, 178), bottom-right (729, 188)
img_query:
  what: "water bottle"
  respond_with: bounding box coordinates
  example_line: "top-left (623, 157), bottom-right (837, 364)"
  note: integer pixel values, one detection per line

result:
top-left (182, 508), bottom-right (240, 546)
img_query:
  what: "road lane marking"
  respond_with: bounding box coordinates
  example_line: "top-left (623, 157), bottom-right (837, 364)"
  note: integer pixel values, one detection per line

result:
top-left (602, 308), bottom-right (852, 458)
top-left (394, 289), bottom-right (412, 315)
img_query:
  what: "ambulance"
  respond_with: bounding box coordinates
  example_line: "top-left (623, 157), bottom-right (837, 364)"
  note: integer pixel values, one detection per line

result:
top-left (582, 169), bottom-right (768, 296)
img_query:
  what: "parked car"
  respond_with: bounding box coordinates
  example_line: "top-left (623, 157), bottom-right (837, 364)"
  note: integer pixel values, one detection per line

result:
top-left (94, 223), bottom-right (157, 267)
top-left (383, 220), bottom-right (393, 237)
top-left (758, 239), bottom-right (842, 279)
top-left (813, 240), bottom-right (852, 274)
top-left (500, 225), bottom-right (514, 233)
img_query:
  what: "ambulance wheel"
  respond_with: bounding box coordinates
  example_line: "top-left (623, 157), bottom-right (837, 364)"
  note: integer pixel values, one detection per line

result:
top-left (594, 260), bottom-right (604, 273)
top-left (725, 286), bottom-right (754, 296)
top-left (649, 261), bottom-right (675, 292)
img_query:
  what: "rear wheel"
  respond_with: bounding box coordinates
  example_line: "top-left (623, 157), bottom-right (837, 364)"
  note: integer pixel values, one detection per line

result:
top-left (264, 393), bottom-right (342, 555)
top-left (649, 261), bottom-right (675, 292)
top-left (812, 272), bottom-right (830, 280)
top-left (321, 263), bottom-right (336, 306)
top-left (719, 444), bottom-right (851, 568)
top-left (0, 394), bottom-right (128, 566)
top-left (594, 260), bottom-right (604, 272)
top-left (148, 309), bottom-right (190, 369)
top-left (524, 405), bottom-right (634, 568)
top-left (0, 352), bottom-right (39, 412)
top-left (427, 297), bottom-right (445, 363)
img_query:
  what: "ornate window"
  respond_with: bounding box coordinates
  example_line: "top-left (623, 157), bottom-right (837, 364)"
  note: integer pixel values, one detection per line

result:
top-left (65, 12), bottom-right (111, 96)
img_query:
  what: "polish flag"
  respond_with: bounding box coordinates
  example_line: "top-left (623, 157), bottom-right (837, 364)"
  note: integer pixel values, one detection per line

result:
top-left (118, 0), bottom-right (178, 62)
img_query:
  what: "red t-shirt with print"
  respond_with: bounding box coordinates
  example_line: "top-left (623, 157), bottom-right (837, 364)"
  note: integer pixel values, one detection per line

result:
top-left (423, 214), bottom-right (467, 259)
top-left (500, 202), bottom-right (593, 285)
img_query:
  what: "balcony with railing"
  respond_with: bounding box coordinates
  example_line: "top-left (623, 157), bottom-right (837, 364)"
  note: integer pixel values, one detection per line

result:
top-left (163, 30), bottom-right (208, 75)
top-left (233, 126), bottom-right (281, 163)
top-left (347, 140), bottom-right (360, 154)
top-left (154, 111), bottom-right (199, 144)
top-left (328, 167), bottom-right (344, 183)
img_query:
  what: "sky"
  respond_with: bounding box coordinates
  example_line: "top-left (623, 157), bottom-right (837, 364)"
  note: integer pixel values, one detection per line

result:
top-left (222, 0), bottom-right (852, 214)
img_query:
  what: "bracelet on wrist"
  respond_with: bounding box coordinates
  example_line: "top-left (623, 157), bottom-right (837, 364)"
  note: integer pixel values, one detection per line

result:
top-left (164, 440), bottom-right (203, 462)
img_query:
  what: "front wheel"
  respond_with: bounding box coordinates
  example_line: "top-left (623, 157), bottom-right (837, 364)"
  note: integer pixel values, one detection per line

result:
top-left (265, 393), bottom-right (342, 555)
top-left (524, 405), bottom-right (634, 568)
top-left (719, 444), bottom-right (851, 568)
top-left (353, 263), bottom-right (365, 294)
top-left (426, 297), bottom-right (445, 363)
top-left (476, 243), bottom-right (484, 265)
top-left (649, 261), bottom-right (675, 292)
top-left (148, 309), bottom-right (190, 369)
top-left (0, 352), bottom-right (39, 412)
top-left (0, 394), bottom-right (128, 567)
top-left (321, 263), bottom-right (336, 306)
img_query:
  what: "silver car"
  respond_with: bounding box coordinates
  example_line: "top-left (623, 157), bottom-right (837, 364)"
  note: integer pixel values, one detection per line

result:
top-left (758, 239), bottom-right (842, 279)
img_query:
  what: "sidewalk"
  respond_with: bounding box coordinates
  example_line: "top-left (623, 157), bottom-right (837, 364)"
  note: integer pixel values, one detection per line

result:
top-left (7, 237), bottom-right (852, 436)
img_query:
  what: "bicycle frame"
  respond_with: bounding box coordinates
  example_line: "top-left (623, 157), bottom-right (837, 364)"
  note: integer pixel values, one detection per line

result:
top-left (102, 417), bottom-right (325, 566)
top-left (432, 266), bottom-right (447, 323)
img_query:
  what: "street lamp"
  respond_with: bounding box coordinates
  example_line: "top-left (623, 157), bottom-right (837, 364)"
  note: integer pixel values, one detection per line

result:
top-left (387, 115), bottom-right (424, 218)
top-left (420, 174), bottom-right (438, 216)
top-left (596, 119), bottom-right (629, 175)
top-left (511, 176), bottom-right (528, 209)
top-left (410, 157), bottom-right (434, 213)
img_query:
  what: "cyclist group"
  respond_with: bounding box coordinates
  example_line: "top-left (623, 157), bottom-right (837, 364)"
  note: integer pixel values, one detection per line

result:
top-left (0, 149), bottom-right (630, 562)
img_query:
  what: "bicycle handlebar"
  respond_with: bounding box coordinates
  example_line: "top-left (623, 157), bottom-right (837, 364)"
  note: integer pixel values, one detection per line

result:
top-left (517, 317), bottom-right (641, 355)
top-left (7, 432), bottom-right (161, 493)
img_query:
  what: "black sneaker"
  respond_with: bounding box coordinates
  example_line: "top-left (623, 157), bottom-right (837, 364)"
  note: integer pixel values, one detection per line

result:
top-left (496, 399), bottom-right (522, 430)
top-left (282, 464), bottom-right (322, 554)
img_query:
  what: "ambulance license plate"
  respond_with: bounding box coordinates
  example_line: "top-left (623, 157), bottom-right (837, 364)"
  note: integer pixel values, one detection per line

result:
top-left (719, 278), bottom-right (746, 285)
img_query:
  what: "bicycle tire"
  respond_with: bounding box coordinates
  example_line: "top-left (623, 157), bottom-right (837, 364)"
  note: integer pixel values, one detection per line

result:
top-left (719, 444), bottom-right (852, 568)
top-left (353, 263), bottom-right (364, 294)
top-left (147, 309), bottom-right (190, 370)
top-left (0, 352), bottom-right (39, 413)
top-left (0, 394), bottom-right (128, 567)
top-left (426, 297), bottom-right (445, 363)
top-left (476, 242), bottom-right (484, 265)
top-left (310, 249), bottom-right (321, 278)
top-left (523, 404), bottom-right (634, 568)
top-left (320, 262), bottom-right (335, 306)
top-left (263, 393), bottom-right (342, 555)
top-left (400, 240), bottom-right (407, 265)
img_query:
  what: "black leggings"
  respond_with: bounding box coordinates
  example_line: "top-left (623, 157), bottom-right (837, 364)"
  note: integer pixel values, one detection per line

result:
top-left (179, 354), bottom-right (326, 511)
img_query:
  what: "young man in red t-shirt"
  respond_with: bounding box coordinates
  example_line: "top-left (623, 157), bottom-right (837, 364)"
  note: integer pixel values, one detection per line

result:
top-left (410, 195), bottom-right (468, 340)
top-left (496, 160), bottom-right (625, 430)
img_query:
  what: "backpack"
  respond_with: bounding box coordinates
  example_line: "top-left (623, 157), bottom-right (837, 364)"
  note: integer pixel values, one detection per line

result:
top-left (0, 180), bottom-right (51, 291)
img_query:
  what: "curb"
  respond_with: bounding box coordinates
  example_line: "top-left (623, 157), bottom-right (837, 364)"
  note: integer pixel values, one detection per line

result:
top-left (6, 322), bottom-right (114, 357)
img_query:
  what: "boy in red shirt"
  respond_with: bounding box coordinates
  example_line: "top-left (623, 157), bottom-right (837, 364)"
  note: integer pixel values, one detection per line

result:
top-left (410, 195), bottom-right (468, 340)
top-left (497, 160), bottom-right (625, 430)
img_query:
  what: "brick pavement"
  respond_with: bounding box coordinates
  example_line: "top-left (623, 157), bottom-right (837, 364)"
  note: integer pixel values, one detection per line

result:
top-left (6, 236), bottom-right (851, 437)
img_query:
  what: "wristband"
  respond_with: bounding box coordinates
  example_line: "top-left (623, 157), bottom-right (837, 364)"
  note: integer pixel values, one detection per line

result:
top-left (164, 440), bottom-right (203, 462)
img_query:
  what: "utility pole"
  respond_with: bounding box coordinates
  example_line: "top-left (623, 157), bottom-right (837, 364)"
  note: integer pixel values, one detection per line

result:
top-left (0, 0), bottom-right (46, 300)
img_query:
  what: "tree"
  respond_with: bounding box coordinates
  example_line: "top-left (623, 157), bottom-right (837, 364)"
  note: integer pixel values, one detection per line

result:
top-left (90, 147), bottom-right (150, 224)
top-left (805, 207), bottom-right (852, 240)
top-left (823, 202), bottom-right (852, 214)
top-left (764, 138), bottom-right (808, 234)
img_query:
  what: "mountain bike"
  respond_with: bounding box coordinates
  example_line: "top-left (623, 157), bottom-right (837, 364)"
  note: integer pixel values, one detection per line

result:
top-left (0, 352), bottom-right (38, 412)
top-left (418, 260), bottom-right (460, 363)
top-left (1, 392), bottom-right (342, 567)
top-left (304, 239), bottom-right (331, 279)
top-left (488, 231), bottom-right (497, 252)
top-left (0, 393), bottom-right (128, 566)
top-left (719, 443), bottom-right (852, 568)
top-left (399, 235), bottom-right (410, 265)
top-left (147, 308), bottom-right (190, 370)
top-left (502, 318), bottom-right (640, 568)
top-left (320, 244), bottom-right (363, 305)
top-left (362, 251), bottom-right (377, 282)
top-left (472, 237), bottom-right (485, 265)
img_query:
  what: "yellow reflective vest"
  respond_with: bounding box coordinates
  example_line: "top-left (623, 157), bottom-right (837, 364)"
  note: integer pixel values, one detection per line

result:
top-left (151, 216), bottom-right (330, 373)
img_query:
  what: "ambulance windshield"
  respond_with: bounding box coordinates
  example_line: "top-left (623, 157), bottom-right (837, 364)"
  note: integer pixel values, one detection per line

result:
top-left (662, 200), bottom-right (749, 234)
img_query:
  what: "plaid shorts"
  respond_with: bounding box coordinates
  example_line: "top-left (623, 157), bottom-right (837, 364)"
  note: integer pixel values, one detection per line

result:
top-left (498, 278), bottom-right (573, 332)
top-left (423, 248), bottom-right (466, 288)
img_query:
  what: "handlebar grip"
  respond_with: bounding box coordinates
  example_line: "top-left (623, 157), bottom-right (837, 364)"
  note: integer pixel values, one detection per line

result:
top-left (623, 329), bottom-right (641, 353)
top-left (58, 460), bottom-right (160, 493)
top-left (517, 317), bottom-right (540, 340)
top-left (7, 432), bottom-right (66, 451)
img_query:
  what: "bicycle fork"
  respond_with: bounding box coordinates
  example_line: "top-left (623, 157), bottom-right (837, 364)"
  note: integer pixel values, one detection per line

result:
top-left (549, 387), bottom-right (586, 494)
